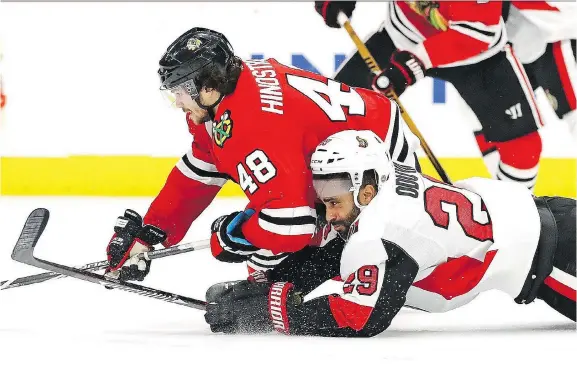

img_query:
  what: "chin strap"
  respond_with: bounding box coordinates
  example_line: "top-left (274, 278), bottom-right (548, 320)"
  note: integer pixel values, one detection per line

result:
top-left (195, 93), bottom-right (224, 121)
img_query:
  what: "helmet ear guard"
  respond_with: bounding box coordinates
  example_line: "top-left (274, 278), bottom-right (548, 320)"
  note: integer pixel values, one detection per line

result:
top-left (310, 130), bottom-right (392, 209)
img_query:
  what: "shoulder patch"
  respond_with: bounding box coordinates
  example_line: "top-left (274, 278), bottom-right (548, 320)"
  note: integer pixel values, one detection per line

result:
top-left (213, 110), bottom-right (233, 148)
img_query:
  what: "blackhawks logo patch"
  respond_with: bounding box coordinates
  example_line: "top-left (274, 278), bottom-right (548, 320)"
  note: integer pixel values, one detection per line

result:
top-left (213, 110), bottom-right (233, 148)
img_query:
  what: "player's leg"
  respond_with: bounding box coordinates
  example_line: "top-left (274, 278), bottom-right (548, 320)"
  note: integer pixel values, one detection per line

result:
top-left (333, 27), bottom-right (397, 89)
top-left (435, 46), bottom-right (544, 191)
top-left (537, 197), bottom-right (576, 321)
top-left (523, 40), bottom-right (577, 128)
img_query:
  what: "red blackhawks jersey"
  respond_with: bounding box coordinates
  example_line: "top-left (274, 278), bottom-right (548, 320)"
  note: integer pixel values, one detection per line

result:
top-left (382, 1), bottom-right (508, 68)
top-left (306, 162), bottom-right (543, 332)
top-left (506, 1), bottom-right (577, 63)
top-left (143, 58), bottom-right (419, 270)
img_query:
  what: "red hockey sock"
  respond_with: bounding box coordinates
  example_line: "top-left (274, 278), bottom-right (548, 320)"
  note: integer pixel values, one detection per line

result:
top-left (495, 131), bottom-right (542, 190)
top-left (474, 131), bottom-right (497, 156)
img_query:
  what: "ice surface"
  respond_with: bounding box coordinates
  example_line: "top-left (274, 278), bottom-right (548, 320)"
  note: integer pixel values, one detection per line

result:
top-left (0, 197), bottom-right (574, 392)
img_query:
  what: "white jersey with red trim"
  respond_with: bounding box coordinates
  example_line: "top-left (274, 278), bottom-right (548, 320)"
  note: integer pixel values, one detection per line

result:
top-left (381, 1), bottom-right (508, 68)
top-left (311, 162), bottom-right (542, 325)
top-left (506, 1), bottom-right (577, 63)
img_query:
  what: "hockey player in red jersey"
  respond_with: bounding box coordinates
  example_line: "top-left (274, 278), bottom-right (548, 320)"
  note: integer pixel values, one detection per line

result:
top-left (104, 27), bottom-right (420, 281)
top-left (204, 130), bottom-right (575, 336)
top-left (505, 1), bottom-right (576, 135)
top-left (315, 1), bottom-right (545, 192)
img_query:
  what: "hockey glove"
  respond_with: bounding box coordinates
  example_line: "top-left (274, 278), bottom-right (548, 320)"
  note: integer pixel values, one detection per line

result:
top-left (204, 279), bottom-right (301, 334)
top-left (210, 210), bottom-right (258, 263)
top-left (315, 1), bottom-right (356, 28)
top-left (372, 50), bottom-right (426, 97)
top-left (105, 209), bottom-right (167, 281)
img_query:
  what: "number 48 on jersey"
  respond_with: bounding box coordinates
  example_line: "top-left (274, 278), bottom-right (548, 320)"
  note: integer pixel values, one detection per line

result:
top-left (237, 150), bottom-right (277, 194)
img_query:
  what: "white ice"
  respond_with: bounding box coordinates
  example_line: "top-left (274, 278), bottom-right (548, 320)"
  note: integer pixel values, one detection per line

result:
top-left (0, 197), bottom-right (574, 392)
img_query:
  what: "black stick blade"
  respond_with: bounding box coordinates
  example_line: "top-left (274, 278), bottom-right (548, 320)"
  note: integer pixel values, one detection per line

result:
top-left (11, 208), bottom-right (50, 261)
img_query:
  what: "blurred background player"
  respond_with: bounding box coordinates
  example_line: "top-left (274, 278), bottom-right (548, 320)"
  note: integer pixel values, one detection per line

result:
top-left (104, 27), bottom-right (420, 281)
top-left (505, 1), bottom-right (576, 137)
top-left (204, 130), bottom-right (576, 336)
top-left (315, 1), bottom-right (544, 192)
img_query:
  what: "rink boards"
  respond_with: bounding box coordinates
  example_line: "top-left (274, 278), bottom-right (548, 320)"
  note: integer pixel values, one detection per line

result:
top-left (1, 155), bottom-right (575, 197)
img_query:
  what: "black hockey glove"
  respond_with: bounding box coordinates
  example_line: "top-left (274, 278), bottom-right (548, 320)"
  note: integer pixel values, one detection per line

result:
top-left (105, 209), bottom-right (166, 281)
top-left (315, 1), bottom-right (356, 28)
top-left (204, 279), bottom-right (302, 334)
top-left (210, 210), bottom-right (259, 263)
top-left (372, 50), bottom-right (426, 97)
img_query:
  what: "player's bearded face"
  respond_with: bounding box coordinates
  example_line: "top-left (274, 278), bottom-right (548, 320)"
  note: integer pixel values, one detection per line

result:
top-left (314, 176), bottom-right (361, 234)
top-left (327, 194), bottom-right (361, 234)
top-left (324, 193), bottom-right (360, 235)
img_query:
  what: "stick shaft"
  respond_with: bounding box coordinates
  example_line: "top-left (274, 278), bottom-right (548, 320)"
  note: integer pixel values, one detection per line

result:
top-left (26, 254), bottom-right (206, 310)
top-left (1, 260), bottom-right (108, 290)
top-left (338, 13), bottom-right (452, 184)
top-left (1, 239), bottom-right (209, 291)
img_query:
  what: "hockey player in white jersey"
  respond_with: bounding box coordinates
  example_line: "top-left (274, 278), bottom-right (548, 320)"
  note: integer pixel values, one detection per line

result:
top-left (204, 130), bottom-right (575, 336)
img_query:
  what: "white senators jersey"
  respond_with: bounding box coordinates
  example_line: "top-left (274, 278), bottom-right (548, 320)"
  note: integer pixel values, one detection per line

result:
top-left (333, 161), bottom-right (541, 322)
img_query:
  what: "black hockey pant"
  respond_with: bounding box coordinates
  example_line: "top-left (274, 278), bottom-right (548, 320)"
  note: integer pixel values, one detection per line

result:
top-left (516, 196), bottom-right (576, 321)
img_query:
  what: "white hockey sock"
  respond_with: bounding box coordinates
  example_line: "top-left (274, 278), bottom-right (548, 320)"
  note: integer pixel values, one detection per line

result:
top-left (496, 161), bottom-right (539, 192)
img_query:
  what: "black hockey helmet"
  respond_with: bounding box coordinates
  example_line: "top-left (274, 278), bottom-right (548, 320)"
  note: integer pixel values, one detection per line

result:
top-left (158, 27), bottom-right (235, 97)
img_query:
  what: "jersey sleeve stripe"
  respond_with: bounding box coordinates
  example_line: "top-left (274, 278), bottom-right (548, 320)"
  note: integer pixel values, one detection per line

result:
top-left (247, 260), bottom-right (279, 272)
top-left (260, 206), bottom-right (317, 219)
top-left (387, 106), bottom-right (410, 163)
top-left (259, 212), bottom-right (317, 227)
top-left (184, 150), bottom-right (220, 174)
top-left (249, 253), bottom-right (289, 268)
top-left (177, 151), bottom-right (230, 186)
top-left (388, 2), bottom-right (421, 44)
top-left (251, 249), bottom-right (290, 260)
top-left (451, 21), bottom-right (497, 37)
top-left (258, 207), bottom-right (317, 236)
top-left (396, 138), bottom-right (409, 162)
top-left (258, 217), bottom-right (317, 236)
top-left (386, 106), bottom-right (400, 158)
top-left (450, 23), bottom-right (496, 45)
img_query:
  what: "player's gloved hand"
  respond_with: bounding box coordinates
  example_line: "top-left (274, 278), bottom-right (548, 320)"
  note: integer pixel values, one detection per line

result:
top-left (205, 279), bottom-right (301, 334)
top-left (372, 50), bottom-right (426, 97)
top-left (210, 210), bottom-right (258, 263)
top-left (105, 209), bottom-right (167, 282)
top-left (315, 1), bottom-right (356, 28)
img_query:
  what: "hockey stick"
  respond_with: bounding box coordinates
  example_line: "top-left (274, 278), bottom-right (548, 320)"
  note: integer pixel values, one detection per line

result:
top-left (1, 260), bottom-right (108, 290)
top-left (10, 208), bottom-right (207, 310)
top-left (337, 13), bottom-right (453, 185)
top-left (1, 235), bottom-right (210, 291)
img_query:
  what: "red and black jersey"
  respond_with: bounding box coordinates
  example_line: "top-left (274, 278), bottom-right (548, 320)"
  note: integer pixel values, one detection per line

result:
top-left (383, 1), bottom-right (508, 68)
top-left (143, 58), bottom-right (420, 264)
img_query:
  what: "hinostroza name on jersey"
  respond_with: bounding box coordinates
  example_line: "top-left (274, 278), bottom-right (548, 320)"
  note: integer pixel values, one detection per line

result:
top-left (245, 59), bottom-right (284, 115)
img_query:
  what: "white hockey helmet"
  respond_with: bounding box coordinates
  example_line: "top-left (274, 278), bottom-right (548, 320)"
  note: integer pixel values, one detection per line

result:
top-left (310, 130), bottom-right (392, 208)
